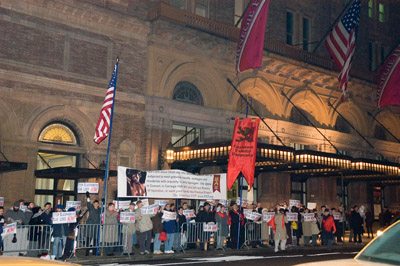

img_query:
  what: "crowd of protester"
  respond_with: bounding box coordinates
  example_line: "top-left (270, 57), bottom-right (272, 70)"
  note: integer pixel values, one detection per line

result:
top-left (0, 195), bottom-right (399, 260)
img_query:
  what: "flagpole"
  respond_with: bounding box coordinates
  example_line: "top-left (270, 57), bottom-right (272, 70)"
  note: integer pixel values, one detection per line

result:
top-left (312, 0), bottom-right (354, 53)
top-left (99, 57), bottom-right (119, 255)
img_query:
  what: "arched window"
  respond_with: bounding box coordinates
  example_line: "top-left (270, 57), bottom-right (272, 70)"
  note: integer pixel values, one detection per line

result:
top-left (374, 125), bottom-right (387, 140)
top-left (173, 81), bottom-right (204, 105)
top-left (38, 123), bottom-right (78, 145)
top-left (36, 122), bottom-right (79, 208)
top-left (290, 107), bottom-right (318, 126)
top-left (334, 116), bottom-right (352, 134)
top-left (237, 95), bottom-right (271, 117)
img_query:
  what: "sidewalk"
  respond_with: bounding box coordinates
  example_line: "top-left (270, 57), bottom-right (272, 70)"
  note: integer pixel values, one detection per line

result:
top-left (69, 239), bottom-right (370, 265)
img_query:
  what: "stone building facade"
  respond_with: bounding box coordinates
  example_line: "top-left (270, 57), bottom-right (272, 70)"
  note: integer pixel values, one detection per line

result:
top-left (0, 0), bottom-right (399, 214)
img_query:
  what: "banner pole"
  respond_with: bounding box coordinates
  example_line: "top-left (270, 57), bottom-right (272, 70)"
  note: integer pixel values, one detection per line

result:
top-left (99, 58), bottom-right (119, 256)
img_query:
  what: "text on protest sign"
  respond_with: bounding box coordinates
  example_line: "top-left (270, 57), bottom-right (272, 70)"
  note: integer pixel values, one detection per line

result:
top-left (162, 211), bottom-right (177, 220)
top-left (154, 200), bottom-right (169, 207)
top-left (1, 222), bottom-right (17, 236)
top-left (286, 212), bottom-right (298, 222)
top-left (289, 199), bottom-right (301, 209)
top-left (113, 200), bottom-right (131, 210)
top-left (183, 209), bottom-right (196, 218)
top-left (120, 212), bottom-right (136, 223)
top-left (0, 197), bottom-right (4, 207)
top-left (307, 202), bottom-right (317, 210)
top-left (262, 212), bottom-right (275, 223)
top-left (303, 213), bottom-right (316, 222)
top-left (77, 183), bottom-right (99, 194)
top-left (236, 198), bottom-right (252, 207)
top-left (333, 213), bottom-right (342, 220)
top-left (141, 199), bottom-right (149, 207)
top-left (203, 223), bottom-right (218, 232)
top-left (52, 211), bottom-right (77, 224)
top-left (118, 168), bottom-right (227, 200)
top-left (141, 204), bottom-right (159, 215)
top-left (244, 211), bottom-right (262, 221)
top-left (66, 201), bottom-right (81, 211)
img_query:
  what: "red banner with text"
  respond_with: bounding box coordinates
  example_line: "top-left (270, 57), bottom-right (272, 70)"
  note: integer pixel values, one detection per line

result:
top-left (227, 118), bottom-right (260, 190)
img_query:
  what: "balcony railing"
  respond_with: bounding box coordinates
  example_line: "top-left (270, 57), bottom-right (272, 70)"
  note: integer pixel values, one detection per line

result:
top-left (148, 2), bottom-right (374, 83)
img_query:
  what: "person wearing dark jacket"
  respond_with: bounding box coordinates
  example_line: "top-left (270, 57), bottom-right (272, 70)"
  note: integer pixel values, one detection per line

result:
top-left (163, 204), bottom-right (177, 254)
top-left (365, 210), bottom-right (374, 238)
top-left (228, 203), bottom-right (245, 249)
top-left (0, 207), bottom-right (4, 255)
top-left (52, 205), bottom-right (68, 260)
top-left (85, 192), bottom-right (101, 256)
top-left (195, 202), bottom-right (215, 250)
top-left (151, 208), bottom-right (163, 254)
top-left (174, 207), bottom-right (186, 251)
top-left (350, 206), bottom-right (363, 243)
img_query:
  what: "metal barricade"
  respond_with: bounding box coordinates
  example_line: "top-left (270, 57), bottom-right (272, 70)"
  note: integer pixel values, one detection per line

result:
top-left (75, 224), bottom-right (129, 256)
top-left (179, 222), bottom-right (221, 252)
top-left (2, 224), bottom-right (52, 256)
top-left (243, 222), bottom-right (270, 249)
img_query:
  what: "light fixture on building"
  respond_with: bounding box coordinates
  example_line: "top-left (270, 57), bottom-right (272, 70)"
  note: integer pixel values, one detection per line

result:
top-left (165, 142), bottom-right (175, 164)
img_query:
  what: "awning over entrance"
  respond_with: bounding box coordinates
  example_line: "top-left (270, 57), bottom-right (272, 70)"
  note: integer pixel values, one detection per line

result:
top-left (170, 142), bottom-right (400, 183)
top-left (0, 160), bottom-right (28, 173)
top-left (34, 167), bottom-right (117, 179)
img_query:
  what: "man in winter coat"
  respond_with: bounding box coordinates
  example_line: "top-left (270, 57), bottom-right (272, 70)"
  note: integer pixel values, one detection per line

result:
top-left (162, 204), bottom-right (177, 254)
top-left (272, 207), bottom-right (288, 253)
top-left (122, 202), bottom-right (137, 255)
top-left (52, 205), bottom-right (68, 260)
top-left (321, 209), bottom-right (336, 249)
top-left (135, 200), bottom-right (153, 255)
top-left (350, 205), bottom-right (363, 243)
top-left (215, 205), bottom-right (229, 250)
top-left (85, 192), bottom-right (101, 256)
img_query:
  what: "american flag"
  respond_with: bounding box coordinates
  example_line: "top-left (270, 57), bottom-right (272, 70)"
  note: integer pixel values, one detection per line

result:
top-left (325, 0), bottom-right (360, 97)
top-left (94, 61), bottom-right (119, 144)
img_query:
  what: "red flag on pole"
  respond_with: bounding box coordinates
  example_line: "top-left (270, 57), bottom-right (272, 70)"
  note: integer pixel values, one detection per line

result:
top-left (227, 118), bottom-right (260, 190)
top-left (377, 45), bottom-right (400, 108)
top-left (236, 0), bottom-right (271, 73)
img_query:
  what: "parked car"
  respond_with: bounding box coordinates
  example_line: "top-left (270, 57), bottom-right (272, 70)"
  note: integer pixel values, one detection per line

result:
top-left (0, 257), bottom-right (80, 266)
top-left (295, 220), bottom-right (400, 266)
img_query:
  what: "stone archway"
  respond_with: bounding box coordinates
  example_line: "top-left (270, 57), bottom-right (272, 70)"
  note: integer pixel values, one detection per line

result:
top-left (330, 101), bottom-right (369, 135)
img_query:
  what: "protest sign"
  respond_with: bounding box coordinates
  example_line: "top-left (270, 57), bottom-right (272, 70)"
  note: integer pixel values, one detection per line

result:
top-left (236, 198), bottom-right (251, 207)
top-left (52, 211), bottom-right (77, 224)
top-left (141, 199), bottom-right (149, 207)
top-left (154, 200), bottom-right (169, 207)
top-left (0, 197), bottom-right (4, 207)
top-left (66, 201), bottom-right (81, 211)
top-left (183, 209), bottom-right (196, 219)
top-left (303, 213), bottom-right (316, 222)
top-left (118, 168), bottom-right (227, 200)
top-left (1, 222), bottom-right (17, 236)
top-left (77, 183), bottom-right (99, 194)
top-left (286, 212), bottom-right (298, 222)
top-left (113, 200), bottom-right (131, 210)
top-left (141, 204), bottom-right (159, 215)
top-left (219, 199), bottom-right (228, 206)
top-left (162, 211), bottom-right (177, 220)
top-left (333, 213), bottom-right (342, 220)
top-left (262, 212), bottom-right (275, 223)
top-left (244, 211), bottom-right (262, 221)
top-left (289, 199), bottom-right (301, 209)
top-left (120, 212), bottom-right (136, 223)
top-left (203, 223), bottom-right (218, 232)
top-left (307, 202), bottom-right (317, 210)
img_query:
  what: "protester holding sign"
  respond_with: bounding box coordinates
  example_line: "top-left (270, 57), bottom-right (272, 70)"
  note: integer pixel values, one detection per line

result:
top-left (162, 204), bottom-right (177, 254)
top-left (302, 209), bottom-right (317, 246)
top-left (122, 202), bottom-right (136, 256)
top-left (151, 206), bottom-right (163, 255)
top-left (85, 192), bottom-right (101, 256)
top-left (228, 203), bottom-right (244, 249)
top-left (104, 203), bottom-right (119, 256)
top-left (52, 205), bottom-right (68, 260)
top-left (135, 200), bottom-right (153, 255)
top-left (215, 204), bottom-right (229, 250)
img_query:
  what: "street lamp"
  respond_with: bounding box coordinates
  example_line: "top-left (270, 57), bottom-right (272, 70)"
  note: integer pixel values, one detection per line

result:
top-left (165, 142), bottom-right (175, 165)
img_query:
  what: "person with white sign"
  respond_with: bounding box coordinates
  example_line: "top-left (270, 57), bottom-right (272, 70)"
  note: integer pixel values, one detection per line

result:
top-left (273, 207), bottom-right (288, 253)
top-left (135, 200), bottom-right (153, 255)
top-left (85, 192), bottom-right (101, 256)
top-left (52, 205), bottom-right (68, 260)
top-left (104, 203), bottom-right (119, 256)
top-left (196, 202), bottom-right (215, 250)
top-left (162, 204), bottom-right (177, 254)
top-left (302, 209), bottom-right (319, 247)
top-left (122, 202), bottom-right (137, 256)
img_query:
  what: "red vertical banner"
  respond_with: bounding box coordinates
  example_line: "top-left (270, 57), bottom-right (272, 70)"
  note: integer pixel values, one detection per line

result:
top-left (227, 118), bottom-right (260, 190)
top-left (377, 45), bottom-right (400, 108)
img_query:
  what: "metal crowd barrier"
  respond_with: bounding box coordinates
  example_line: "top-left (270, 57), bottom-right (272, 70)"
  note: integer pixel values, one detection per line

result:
top-left (75, 224), bottom-right (129, 256)
top-left (179, 222), bottom-right (222, 252)
top-left (2, 225), bottom-right (52, 256)
top-left (243, 222), bottom-right (270, 249)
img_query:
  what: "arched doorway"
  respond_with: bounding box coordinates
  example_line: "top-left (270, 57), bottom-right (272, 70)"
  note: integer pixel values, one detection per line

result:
top-left (35, 123), bottom-right (80, 207)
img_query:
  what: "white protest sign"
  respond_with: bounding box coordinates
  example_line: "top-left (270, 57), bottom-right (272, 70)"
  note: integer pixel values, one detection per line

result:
top-left (113, 200), bottom-right (131, 210)
top-left (120, 212), bottom-right (136, 223)
top-left (286, 212), bottom-right (298, 222)
top-left (162, 211), bottom-right (177, 220)
top-left (219, 199), bottom-right (228, 206)
top-left (203, 222), bottom-right (218, 232)
top-left (183, 209), bottom-right (196, 219)
top-left (1, 222), bottom-right (17, 236)
top-left (307, 202), bottom-right (317, 210)
top-left (244, 211), bottom-right (262, 221)
top-left (141, 204), bottom-right (159, 215)
top-left (236, 198), bottom-right (251, 207)
top-left (141, 199), bottom-right (149, 207)
top-left (66, 201), bottom-right (81, 211)
top-left (52, 211), bottom-right (77, 224)
top-left (78, 183), bottom-right (99, 194)
top-left (154, 200), bottom-right (169, 207)
top-left (289, 199), bottom-right (301, 209)
top-left (118, 168), bottom-right (227, 200)
top-left (0, 197), bottom-right (4, 207)
top-left (262, 212), bottom-right (275, 223)
top-left (333, 213), bottom-right (342, 220)
top-left (303, 213), bottom-right (316, 222)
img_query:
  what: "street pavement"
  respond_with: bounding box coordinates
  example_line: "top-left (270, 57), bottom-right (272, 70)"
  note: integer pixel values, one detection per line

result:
top-left (71, 243), bottom-right (366, 266)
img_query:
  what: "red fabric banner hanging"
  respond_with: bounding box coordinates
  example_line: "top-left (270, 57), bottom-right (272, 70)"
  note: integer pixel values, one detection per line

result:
top-left (377, 45), bottom-right (400, 108)
top-left (236, 0), bottom-right (271, 73)
top-left (227, 118), bottom-right (260, 190)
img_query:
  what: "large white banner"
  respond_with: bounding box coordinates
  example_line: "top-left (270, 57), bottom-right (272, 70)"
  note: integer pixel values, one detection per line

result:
top-left (52, 211), bottom-right (77, 224)
top-left (77, 183), bottom-right (99, 194)
top-left (118, 167), bottom-right (227, 200)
